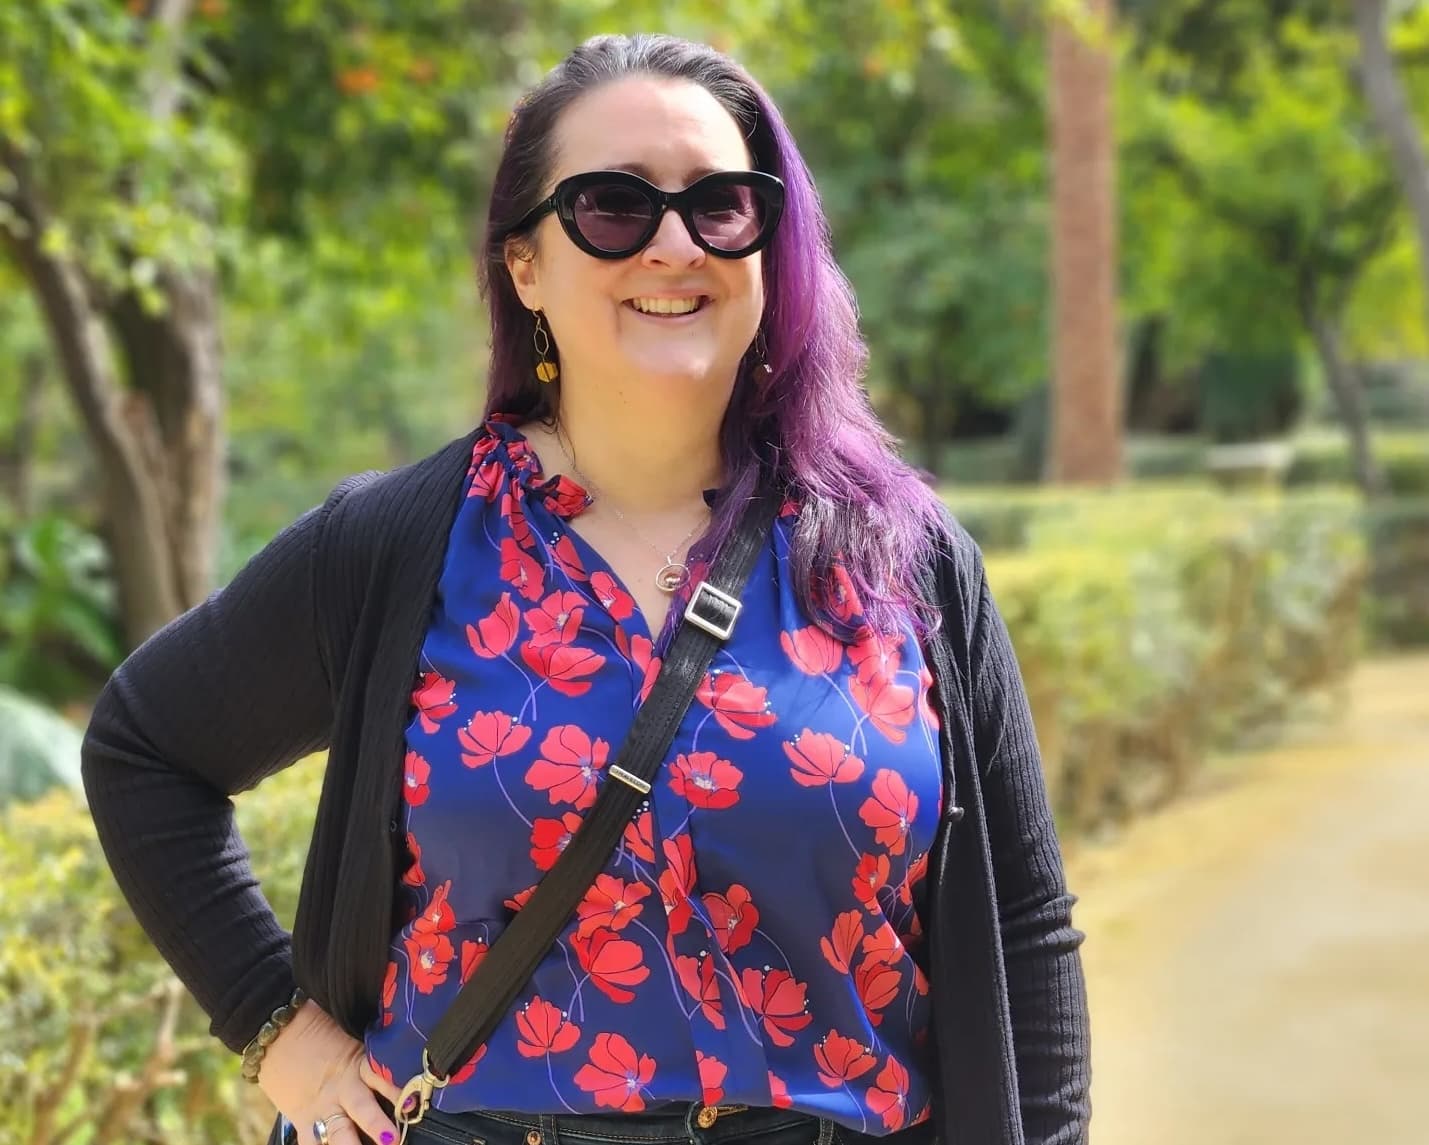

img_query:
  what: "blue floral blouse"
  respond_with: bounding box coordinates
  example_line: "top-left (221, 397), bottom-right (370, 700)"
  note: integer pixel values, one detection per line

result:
top-left (362, 416), bottom-right (945, 1136)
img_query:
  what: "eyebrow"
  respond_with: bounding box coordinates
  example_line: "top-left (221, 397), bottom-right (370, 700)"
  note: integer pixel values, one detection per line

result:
top-left (605, 161), bottom-right (726, 183)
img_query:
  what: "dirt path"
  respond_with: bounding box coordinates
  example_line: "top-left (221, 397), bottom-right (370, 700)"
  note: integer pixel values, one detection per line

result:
top-left (1070, 653), bottom-right (1429, 1145)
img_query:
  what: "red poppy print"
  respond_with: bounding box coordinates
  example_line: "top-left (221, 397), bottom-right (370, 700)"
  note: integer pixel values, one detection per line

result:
top-left (658, 835), bottom-right (697, 935)
top-left (702, 884), bottom-right (759, 954)
top-left (401, 832), bottom-right (425, 887)
top-left (866, 1055), bottom-right (910, 1132)
top-left (852, 852), bottom-right (892, 911)
top-left (854, 957), bottom-right (902, 1024)
top-left (403, 750), bottom-right (431, 806)
top-left (460, 938), bottom-right (488, 985)
top-left (381, 961), bottom-right (397, 1027)
top-left (520, 641), bottom-right (606, 698)
top-left (403, 930), bottom-right (454, 994)
top-left (785, 731), bottom-right (865, 787)
top-left (861, 920), bottom-right (901, 966)
top-left (573, 1033), bottom-right (656, 1112)
top-left (503, 490), bottom-right (535, 549)
top-left (623, 808), bottom-right (655, 863)
top-left (369, 1055), bottom-right (395, 1086)
top-left (551, 534), bottom-right (588, 582)
top-left (629, 634), bottom-right (660, 704)
top-left (466, 593), bottom-right (520, 658)
top-left (918, 662), bottom-right (940, 728)
top-left (696, 1051), bottom-right (727, 1105)
top-left (525, 725), bottom-right (610, 809)
top-left (814, 562), bottom-right (863, 630)
top-left (849, 629), bottom-right (904, 687)
top-left (739, 967), bottom-right (813, 1047)
top-left (450, 1044), bottom-right (487, 1085)
top-left (500, 538), bottom-right (545, 602)
top-left (458, 710), bottom-right (532, 769)
top-left (516, 996), bottom-right (581, 1058)
top-left (814, 1030), bottom-right (878, 1088)
top-left (858, 769), bottom-right (920, 855)
top-left (526, 590), bottom-right (586, 648)
top-left (541, 475), bottom-right (590, 519)
top-left (467, 458), bottom-right (502, 501)
top-left (577, 874), bottom-right (651, 938)
top-left (669, 752), bottom-right (744, 810)
top-left (900, 851), bottom-right (930, 907)
top-left (411, 670), bottom-right (458, 733)
top-left (530, 812), bottom-right (584, 872)
top-left (590, 571), bottom-right (636, 621)
top-left (505, 885), bottom-right (536, 914)
top-left (572, 927), bottom-right (650, 1003)
top-left (695, 671), bottom-right (777, 740)
top-left (414, 879), bottom-right (455, 935)
top-left (768, 1071), bottom-right (793, 1109)
top-left (674, 954), bottom-right (725, 1029)
top-left (780, 625), bottom-right (843, 676)
top-left (820, 909), bottom-right (865, 974)
top-left (851, 671), bottom-right (916, 745)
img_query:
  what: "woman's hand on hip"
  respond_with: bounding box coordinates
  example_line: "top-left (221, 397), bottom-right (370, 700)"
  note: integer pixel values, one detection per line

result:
top-left (258, 999), bottom-right (403, 1145)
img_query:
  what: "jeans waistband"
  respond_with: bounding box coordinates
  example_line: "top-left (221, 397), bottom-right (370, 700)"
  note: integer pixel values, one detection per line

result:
top-left (414, 1103), bottom-right (835, 1145)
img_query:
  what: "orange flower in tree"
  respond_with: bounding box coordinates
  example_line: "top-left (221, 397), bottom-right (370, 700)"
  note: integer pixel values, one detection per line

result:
top-left (849, 629), bottom-right (904, 687)
top-left (675, 953), bottom-right (725, 1029)
top-left (852, 853), bottom-right (892, 911)
top-left (521, 642), bottom-right (606, 698)
top-left (530, 812), bottom-right (585, 872)
top-left (820, 909), bottom-right (864, 974)
top-left (670, 752), bottom-right (744, 810)
top-left (403, 930), bottom-right (455, 994)
top-left (854, 957), bottom-right (902, 1025)
top-left (695, 671), bottom-right (777, 740)
top-left (573, 1033), bottom-right (656, 1112)
top-left (411, 670), bottom-right (458, 733)
top-left (577, 874), bottom-right (650, 937)
top-left (500, 538), bottom-right (545, 601)
top-left (401, 833), bottom-right (425, 887)
top-left (573, 927), bottom-right (649, 1003)
top-left (590, 571), bottom-right (636, 621)
top-left (697, 1051), bottom-right (727, 1105)
top-left (858, 769), bottom-right (919, 856)
top-left (552, 535), bottom-right (589, 582)
top-left (785, 731), bottom-right (864, 787)
top-left (458, 710), bottom-right (532, 769)
top-left (336, 66), bottom-right (381, 95)
top-left (526, 725), bottom-right (610, 808)
top-left (403, 751), bottom-right (431, 806)
top-left (450, 1044), bottom-right (487, 1085)
top-left (703, 884), bottom-right (759, 954)
top-left (866, 1055), bottom-right (911, 1132)
top-left (526, 591), bottom-right (587, 648)
top-left (851, 672), bottom-right (916, 745)
top-left (460, 938), bottom-right (488, 984)
top-left (516, 996), bottom-right (581, 1058)
top-left (658, 835), bottom-right (697, 934)
top-left (466, 593), bottom-right (521, 658)
top-left (768, 1071), bottom-right (793, 1109)
top-left (414, 879), bottom-right (455, 935)
top-left (780, 625), bottom-right (843, 676)
top-left (623, 808), bottom-right (655, 863)
top-left (739, 967), bottom-right (813, 1047)
top-left (381, 961), bottom-right (397, 1027)
top-left (814, 1030), bottom-right (877, 1088)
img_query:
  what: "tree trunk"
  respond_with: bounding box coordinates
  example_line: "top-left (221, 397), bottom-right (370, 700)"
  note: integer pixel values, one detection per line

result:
top-left (1309, 312), bottom-right (1386, 498)
top-left (1047, 0), bottom-right (1123, 484)
top-left (3, 349), bottom-right (46, 521)
top-left (1352, 0), bottom-right (1429, 342)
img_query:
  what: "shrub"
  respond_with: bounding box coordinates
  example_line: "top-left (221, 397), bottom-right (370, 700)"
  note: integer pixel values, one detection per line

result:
top-left (1361, 497), bottom-right (1429, 647)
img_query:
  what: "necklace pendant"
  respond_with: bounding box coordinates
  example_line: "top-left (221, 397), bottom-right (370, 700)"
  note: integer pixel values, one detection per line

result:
top-left (655, 562), bottom-right (690, 594)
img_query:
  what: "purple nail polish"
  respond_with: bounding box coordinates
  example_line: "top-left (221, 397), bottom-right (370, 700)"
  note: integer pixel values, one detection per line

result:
top-left (381, 1133), bottom-right (395, 1145)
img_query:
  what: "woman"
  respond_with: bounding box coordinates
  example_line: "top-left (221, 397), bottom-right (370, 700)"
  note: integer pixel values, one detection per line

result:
top-left (82, 33), bottom-right (1089, 1145)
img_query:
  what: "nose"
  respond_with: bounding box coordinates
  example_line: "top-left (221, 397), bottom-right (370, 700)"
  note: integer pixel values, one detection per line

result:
top-left (640, 206), bottom-right (706, 269)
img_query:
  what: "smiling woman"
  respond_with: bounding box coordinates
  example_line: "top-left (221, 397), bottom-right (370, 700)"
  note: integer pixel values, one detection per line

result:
top-left (80, 32), bottom-right (1089, 1145)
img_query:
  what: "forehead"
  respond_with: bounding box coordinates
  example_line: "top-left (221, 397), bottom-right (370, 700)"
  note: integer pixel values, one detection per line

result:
top-left (549, 76), bottom-right (754, 189)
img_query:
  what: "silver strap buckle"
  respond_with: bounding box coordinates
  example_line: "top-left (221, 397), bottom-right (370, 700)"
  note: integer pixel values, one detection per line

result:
top-left (683, 581), bottom-right (742, 641)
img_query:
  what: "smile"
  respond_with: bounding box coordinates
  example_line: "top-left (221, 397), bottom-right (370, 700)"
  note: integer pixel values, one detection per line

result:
top-left (626, 296), bottom-right (710, 317)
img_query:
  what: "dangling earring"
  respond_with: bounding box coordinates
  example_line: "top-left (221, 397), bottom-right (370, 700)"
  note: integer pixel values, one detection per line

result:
top-left (753, 329), bottom-right (773, 381)
top-left (533, 311), bottom-right (559, 384)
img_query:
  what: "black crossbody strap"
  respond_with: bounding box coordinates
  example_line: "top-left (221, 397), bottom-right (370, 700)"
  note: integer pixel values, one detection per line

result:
top-left (417, 488), bottom-right (779, 1086)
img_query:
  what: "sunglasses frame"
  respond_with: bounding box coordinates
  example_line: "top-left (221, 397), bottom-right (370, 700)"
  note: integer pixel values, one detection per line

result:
top-left (510, 169), bottom-right (786, 260)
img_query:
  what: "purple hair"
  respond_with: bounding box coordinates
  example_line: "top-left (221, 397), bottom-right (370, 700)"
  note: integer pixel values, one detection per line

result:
top-left (478, 34), bottom-right (950, 640)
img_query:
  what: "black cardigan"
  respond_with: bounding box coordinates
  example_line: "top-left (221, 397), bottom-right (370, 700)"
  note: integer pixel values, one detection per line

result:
top-left (81, 430), bottom-right (1090, 1145)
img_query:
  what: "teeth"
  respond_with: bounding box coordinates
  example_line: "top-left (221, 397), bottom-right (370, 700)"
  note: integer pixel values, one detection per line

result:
top-left (630, 297), bottom-right (703, 315)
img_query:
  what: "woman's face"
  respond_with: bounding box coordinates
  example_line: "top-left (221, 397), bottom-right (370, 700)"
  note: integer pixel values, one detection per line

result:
top-left (506, 76), bottom-right (766, 406)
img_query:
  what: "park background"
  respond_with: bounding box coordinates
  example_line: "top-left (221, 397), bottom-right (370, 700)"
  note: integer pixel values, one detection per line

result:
top-left (2, 2), bottom-right (1428, 1143)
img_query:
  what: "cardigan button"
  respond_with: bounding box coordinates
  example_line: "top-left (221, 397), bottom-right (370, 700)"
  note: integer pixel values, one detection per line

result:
top-left (949, 804), bottom-right (966, 822)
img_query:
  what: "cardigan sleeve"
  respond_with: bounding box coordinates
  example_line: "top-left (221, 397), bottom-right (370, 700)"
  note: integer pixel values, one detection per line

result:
top-left (80, 476), bottom-right (368, 1054)
top-left (965, 546), bottom-right (1092, 1143)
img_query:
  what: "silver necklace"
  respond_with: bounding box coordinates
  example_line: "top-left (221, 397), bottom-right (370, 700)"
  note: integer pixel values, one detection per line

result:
top-left (555, 423), bottom-right (709, 594)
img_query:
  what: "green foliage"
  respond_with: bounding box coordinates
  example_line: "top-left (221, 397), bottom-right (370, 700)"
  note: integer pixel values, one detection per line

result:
top-left (1286, 430), bottom-right (1429, 495)
top-left (0, 687), bottom-right (82, 807)
top-left (1362, 496), bottom-right (1429, 646)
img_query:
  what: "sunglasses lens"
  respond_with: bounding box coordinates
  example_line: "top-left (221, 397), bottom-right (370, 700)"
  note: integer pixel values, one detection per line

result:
top-left (571, 183), bottom-right (656, 253)
top-left (690, 183), bottom-right (769, 252)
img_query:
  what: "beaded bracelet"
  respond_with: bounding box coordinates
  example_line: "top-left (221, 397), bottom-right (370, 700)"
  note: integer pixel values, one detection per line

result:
top-left (240, 986), bottom-right (308, 1083)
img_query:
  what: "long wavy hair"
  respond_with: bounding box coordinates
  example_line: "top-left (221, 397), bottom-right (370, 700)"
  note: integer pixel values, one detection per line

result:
top-left (478, 34), bottom-right (950, 639)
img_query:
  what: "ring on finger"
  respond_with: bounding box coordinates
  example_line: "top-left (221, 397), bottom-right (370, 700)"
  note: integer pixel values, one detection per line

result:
top-left (312, 1112), bottom-right (350, 1144)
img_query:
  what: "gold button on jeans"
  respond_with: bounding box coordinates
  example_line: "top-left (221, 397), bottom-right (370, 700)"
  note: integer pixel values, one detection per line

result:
top-left (695, 1106), bottom-right (719, 1129)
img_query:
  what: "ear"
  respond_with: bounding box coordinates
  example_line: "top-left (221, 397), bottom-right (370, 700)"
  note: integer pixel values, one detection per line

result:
top-left (504, 239), bottom-right (541, 311)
